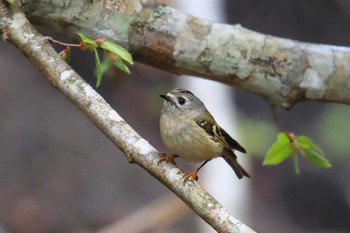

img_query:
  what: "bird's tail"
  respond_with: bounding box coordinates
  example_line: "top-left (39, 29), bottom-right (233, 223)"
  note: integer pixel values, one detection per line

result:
top-left (222, 148), bottom-right (250, 179)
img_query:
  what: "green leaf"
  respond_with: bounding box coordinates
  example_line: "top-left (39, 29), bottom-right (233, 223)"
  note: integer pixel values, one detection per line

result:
top-left (112, 59), bottom-right (131, 75)
top-left (301, 147), bottom-right (332, 168)
top-left (263, 133), bottom-right (291, 165)
top-left (298, 135), bottom-right (323, 155)
top-left (297, 135), bottom-right (332, 168)
top-left (99, 40), bottom-right (133, 64)
top-left (93, 48), bottom-right (102, 88)
top-left (64, 48), bottom-right (71, 63)
top-left (78, 33), bottom-right (97, 50)
top-left (292, 153), bottom-right (300, 174)
top-left (78, 33), bottom-right (96, 45)
top-left (100, 56), bottom-right (113, 74)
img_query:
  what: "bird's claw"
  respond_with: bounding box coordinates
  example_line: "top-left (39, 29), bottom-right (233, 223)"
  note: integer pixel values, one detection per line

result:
top-left (183, 170), bottom-right (199, 182)
top-left (158, 152), bottom-right (177, 165)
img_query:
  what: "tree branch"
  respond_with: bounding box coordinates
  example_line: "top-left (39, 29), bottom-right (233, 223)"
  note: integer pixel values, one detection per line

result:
top-left (17, 0), bottom-right (350, 108)
top-left (0, 2), bottom-right (255, 233)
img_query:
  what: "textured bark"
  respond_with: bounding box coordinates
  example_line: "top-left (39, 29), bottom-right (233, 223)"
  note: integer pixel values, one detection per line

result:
top-left (0, 2), bottom-right (256, 233)
top-left (14, 0), bottom-right (350, 108)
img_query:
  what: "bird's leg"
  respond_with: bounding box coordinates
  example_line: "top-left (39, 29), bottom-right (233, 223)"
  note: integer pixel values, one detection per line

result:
top-left (158, 152), bottom-right (178, 165)
top-left (184, 160), bottom-right (209, 182)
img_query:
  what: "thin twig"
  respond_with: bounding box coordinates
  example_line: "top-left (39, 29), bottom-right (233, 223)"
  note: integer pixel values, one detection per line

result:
top-left (44, 36), bottom-right (81, 48)
top-left (270, 105), bottom-right (286, 133)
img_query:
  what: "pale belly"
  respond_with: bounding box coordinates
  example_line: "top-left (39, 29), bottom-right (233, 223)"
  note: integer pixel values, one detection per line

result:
top-left (160, 114), bottom-right (222, 162)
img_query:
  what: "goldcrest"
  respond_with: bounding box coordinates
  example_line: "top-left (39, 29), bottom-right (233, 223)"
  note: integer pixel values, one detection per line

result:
top-left (159, 88), bottom-right (250, 181)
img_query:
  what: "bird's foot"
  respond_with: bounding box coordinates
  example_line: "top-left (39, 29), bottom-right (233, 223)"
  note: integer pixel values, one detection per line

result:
top-left (183, 170), bottom-right (199, 182)
top-left (183, 160), bottom-right (209, 182)
top-left (158, 153), bottom-right (178, 165)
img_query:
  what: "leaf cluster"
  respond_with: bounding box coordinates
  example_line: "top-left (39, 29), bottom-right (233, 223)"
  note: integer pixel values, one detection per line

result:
top-left (78, 33), bottom-right (133, 87)
top-left (264, 132), bottom-right (332, 174)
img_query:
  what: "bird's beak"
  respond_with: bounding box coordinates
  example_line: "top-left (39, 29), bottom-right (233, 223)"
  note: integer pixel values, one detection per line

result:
top-left (159, 94), bottom-right (168, 100)
top-left (159, 94), bottom-right (175, 104)
top-left (160, 94), bottom-right (170, 101)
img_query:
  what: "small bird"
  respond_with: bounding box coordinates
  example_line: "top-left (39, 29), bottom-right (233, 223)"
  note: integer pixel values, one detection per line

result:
top-left (159, 88), bottom-right (250, 181)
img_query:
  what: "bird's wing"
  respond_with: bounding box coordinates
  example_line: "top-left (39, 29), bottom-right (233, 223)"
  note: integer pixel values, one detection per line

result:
top-left (218, 126), bottom-right (246, 154)
top-left (194, 113), bottom-right (246, 154)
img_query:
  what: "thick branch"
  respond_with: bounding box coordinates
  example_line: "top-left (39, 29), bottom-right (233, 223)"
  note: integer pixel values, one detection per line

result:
top-left (0, 2), bottom-right (255, 233)
top-left (17, 0), bottom-right (350, 108)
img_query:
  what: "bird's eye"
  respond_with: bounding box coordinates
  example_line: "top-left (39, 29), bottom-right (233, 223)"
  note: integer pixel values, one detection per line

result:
top-left (178, 97), bottom-right (186, 105)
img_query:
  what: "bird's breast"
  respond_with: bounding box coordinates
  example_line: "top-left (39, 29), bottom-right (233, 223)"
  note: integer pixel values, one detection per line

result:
top-left (160, 113), bottom-right (222, 162)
